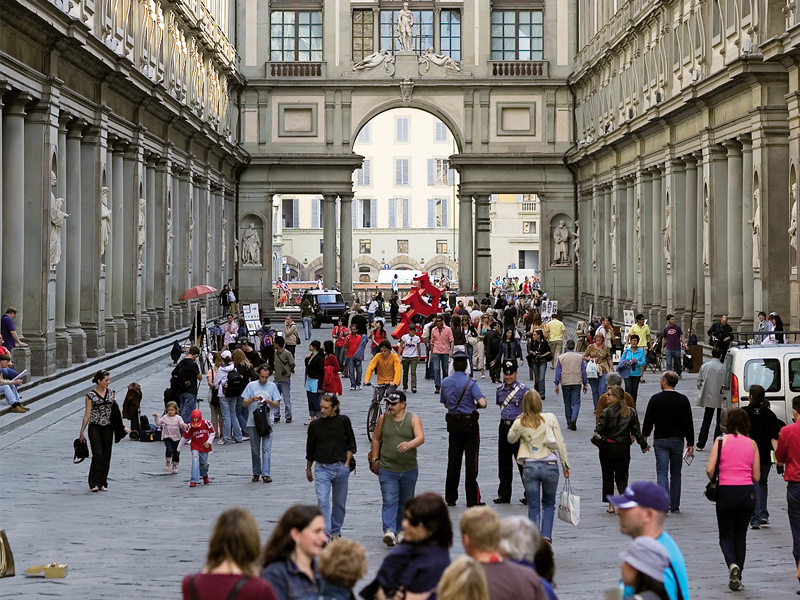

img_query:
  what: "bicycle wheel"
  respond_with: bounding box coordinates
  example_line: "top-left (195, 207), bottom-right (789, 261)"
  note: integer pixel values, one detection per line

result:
top-left (366, 401), bottom-right (382, 441)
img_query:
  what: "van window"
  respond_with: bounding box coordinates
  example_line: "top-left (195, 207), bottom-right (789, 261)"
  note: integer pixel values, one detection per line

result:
top-left (789, 359), bottom-right (800, 392)
top-left (744, 359), bottom-right (780, 394)
top-left (314, 294), bottom-right (342, 304)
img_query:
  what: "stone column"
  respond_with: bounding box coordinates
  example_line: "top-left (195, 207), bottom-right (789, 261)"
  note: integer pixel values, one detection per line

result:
top-left (650, 166), bottom-right (663, 324)
top-left (181, 169), bottom-right (193, 323)
top-left (170, 166), bottom-right (182, 328)
top-left (667, 158), bottom-right (686, 325)
top-left (638, 170), bottom-right (653, 314)
top-left (263, 192), bottom-right (275, 309)
top-left (625, 177), bottom-right (635, 309)
top-left (145, 156), bottom-right (157, 338)
top-left (322, 193), bottom-right (338, 288)
top-left (80, 125), bottom-right (105, 358)
top-left (111, 141), bottom-right (127, 346)
top-left (154, 158), bottom-right (170, 334)
top-left (604, 186), bottom-right (612, 316)
top-left (339, 193), bottom-right (354, 303)
top-left (458, 194), bottom-right (473, 293)
top-left (65, 120), bottom-right (87, 362)
top-left (591, 186), bottom-right (601, 312)
top-left (708, 144), bottom-right (729, 322)
top-left (474, 193), bottom-right (492, 298)
top-left (55, 114), bottom-right (71, 368)
top-left (612, 179), bottom-right (624, 320)
top-left (104, 137), bottom-right (117, 351)
top-left (724, 140), bottom-right (744, 328)
top-left (740, 136), bottom-right (754, 330)
top-left (684, 155), bottom-right (699, 332)
top-left (122, 143), bottom-right (141, 346)
top-left (695, 150), bottom-right (705, 322)
top-left (0, 89), bottom-right (4, 302)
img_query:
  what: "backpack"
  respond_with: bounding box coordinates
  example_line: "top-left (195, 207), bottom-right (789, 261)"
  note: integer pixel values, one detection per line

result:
top-left (262, 329), bottom-right (274, 347)
top-left (223, 366), bottom-right (247, 397)
top-left (170, 361), bottom-right (193, 392)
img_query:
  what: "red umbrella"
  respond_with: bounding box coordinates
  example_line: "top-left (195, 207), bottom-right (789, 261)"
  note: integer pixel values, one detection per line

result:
top-left (179, 285), bottom-right (217, 301)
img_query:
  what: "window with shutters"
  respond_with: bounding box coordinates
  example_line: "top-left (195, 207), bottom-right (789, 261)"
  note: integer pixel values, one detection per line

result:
top-left (380, 10), bottom-right (434, 53)
top-left (491, 11), bottom-right (543, 61)
top-left (359, 239), bottom-right (372, 254)
top-left (435, 159), bottom-right (449, 185)
top-left (358, 198), bottom-right (376, 228)
top-left (271, 11), bottom-right (323, 62)
top-left (389, 198), bottom-right (397, 228)
top-left (395, 117), bottom-right (410, 143)
top-left (352, 10), bottom-right (375, 62)
top-left (356, 123), bottom-right (371, 144)
top-left (282, 198), bottom-right (298, 228)
top-left (395, 158), bottom-right (410, 186)
top-left (401, 197), bottom-right (409, 228)
top-left (311, 198), bottom-right (321, 228)
top-left (356, 159), bottom-right (371, 187)
top-left (436, 240), bottom-right (448, 254)
top-left (440, 10), bottom-right (461, 60)
top-left (434, 121), bottom-right (449, 143)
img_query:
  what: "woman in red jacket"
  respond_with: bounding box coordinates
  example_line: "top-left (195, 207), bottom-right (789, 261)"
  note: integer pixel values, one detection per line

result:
top-left (322, 340), bottom-right (343, 396)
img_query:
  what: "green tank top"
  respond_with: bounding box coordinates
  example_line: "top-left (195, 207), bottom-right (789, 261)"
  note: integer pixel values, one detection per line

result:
top-left (379, 411), bottom-right (418, 472)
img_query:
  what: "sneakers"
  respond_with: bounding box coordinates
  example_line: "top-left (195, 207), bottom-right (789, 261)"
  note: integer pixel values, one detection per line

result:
top-left (481, 374), bottom-right (485, 378)
top-left (350, 386), bottom-right (356, 391)
top-left (9, 404), bottom-right (26, 414)
top-left (403, 387), bottom-right (408, 391)
top-left (252, 475), bottom-right (260, 482)
top-left (383, 531), bottom-right (397, 547)
top-left (305, 417), bottom-right (314, 426)
top-left (396, 532), bottom-right (404, 544)
top-left (493, 498), bottom-right (510, 504)
top-left (203, 476), bottom-right (211, 485)
top-left (274, 416), bottom-right (281, 423)
top-left (761, 518), bottom-right (769, 525)
top-left (172, 465), bottom-right (178, 474)
top-left (357, 385), bottom-right (362, 391)
top-left (241, 435), bottom-right (250, 442)
top-left (435, 387), bottom-right (441, 394)
top-left (285, 418), bottom-right (292, 424)
top-left (189, 482), bottom-right (197, 487)
top-left (750, 523), bottom-right (760, 530)
top-left (412, 389), bottom-right (417, 394)
top-left (568, 420), bottom-right (577, 431)
top-left (728, 563), bottom-right (743, 591)
top-left (695, 444), bottom-right (705, 452)
top-left (262, 476), bottom-right (272, 483)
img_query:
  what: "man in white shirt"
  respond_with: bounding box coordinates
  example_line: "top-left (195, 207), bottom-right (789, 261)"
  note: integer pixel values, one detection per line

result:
top-left (367, 297), bottom-right (379, 324)
top-left (399, 323), bottom-right (422, 393)
top-left (595, 317), bottom-right (613, 349)
top-left (391, 274), bottom-right (399, 294)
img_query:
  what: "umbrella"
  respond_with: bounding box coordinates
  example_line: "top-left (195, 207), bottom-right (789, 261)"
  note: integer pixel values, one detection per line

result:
top-left (179, 285), bottom-right (217, 301)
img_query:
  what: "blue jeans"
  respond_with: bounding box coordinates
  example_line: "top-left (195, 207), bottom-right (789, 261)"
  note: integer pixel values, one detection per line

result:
top-left (275, 381), bottom-right (291, 421)
top-left (665, 349), bottom-right (682, 374)
top-left (235, 396), bottom-right (248, 433)
top-left (587, 373), bottom-right (607, 409)
top-left (220, 396), bottom-right (243, 443)
top-left (379, 468), bottom-right (419, 534)
top-left (0, 384), bottom-right (21, 405)
top-left (303, 317), bottom-right (312, 340)
top-left (314, 462), bottom-right (350, 538)
top-left (348, 357), bottom-right (362, 389)
top-left (522, 461), bottom-right (560, 541)
top-left (190, 449), bottom-right (209, 483)
top-left (432, 353), bottom-right (449, 388)
top-left (532, 362), bottom-right (547, 401)
top-left (654, 437), bottom-right (684, 511)
top-left (751, 463), bottom-right (771, 526)
top-left (179, 393), bottom-right (197, 424)
top-left (466, 345), bottom-right (474, 372)
top-left (561, 384), bottom-right (581, 423)
top-left (248, 426), bottom-right (272, 477)
top-left (356, 335), bottom-right (369, 361)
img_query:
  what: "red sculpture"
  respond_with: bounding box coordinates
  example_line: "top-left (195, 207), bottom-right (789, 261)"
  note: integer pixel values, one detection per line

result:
top-left (391, 272), bottom-right (441, 339)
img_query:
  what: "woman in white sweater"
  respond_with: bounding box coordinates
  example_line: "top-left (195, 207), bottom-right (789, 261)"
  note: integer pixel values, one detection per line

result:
top-left (507, 390), bottom-right (570, 542)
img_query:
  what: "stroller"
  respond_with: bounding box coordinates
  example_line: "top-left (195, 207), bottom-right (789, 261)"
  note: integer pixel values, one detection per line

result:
top-left (646, 336), bottom-right (664, 373)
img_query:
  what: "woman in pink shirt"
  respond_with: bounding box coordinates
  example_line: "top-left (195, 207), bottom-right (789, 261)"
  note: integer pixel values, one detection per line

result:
top-left (705, 408), bottom-right (760, 592)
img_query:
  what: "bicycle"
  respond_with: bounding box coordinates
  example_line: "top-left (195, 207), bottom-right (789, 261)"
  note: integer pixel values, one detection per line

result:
top-left (366, 383), bottom-right (397, 441)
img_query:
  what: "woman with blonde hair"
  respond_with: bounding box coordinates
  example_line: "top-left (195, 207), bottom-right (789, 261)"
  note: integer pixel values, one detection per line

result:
top-left (593, 385), bottom-right (649, 514)
top-left (182, 506), bottom-right (278, 599)
top-left (507, 390), bottom-right (570, 542)
top-left (436, 556), bottom-right (489, 600)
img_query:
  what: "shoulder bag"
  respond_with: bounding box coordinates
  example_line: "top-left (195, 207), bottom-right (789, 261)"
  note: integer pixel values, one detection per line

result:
top-left (704, 435), bottom-right (724, 502)
top-left (616, 349), bottom-right (632, 379)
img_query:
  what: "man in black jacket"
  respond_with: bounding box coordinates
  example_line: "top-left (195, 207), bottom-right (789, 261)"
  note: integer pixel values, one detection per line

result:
top-left (642, 371), bottom-right (694, 514)
top-left (707, 314), bottom-right (734, 357)
top-left (484, 322), bottom-right (503, 383)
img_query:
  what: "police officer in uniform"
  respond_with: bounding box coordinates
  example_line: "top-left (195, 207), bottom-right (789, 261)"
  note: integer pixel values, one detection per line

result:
top-left (494, 360), bottom-right (529, 504)
top-left (440, 349), bottom-right (487, 507)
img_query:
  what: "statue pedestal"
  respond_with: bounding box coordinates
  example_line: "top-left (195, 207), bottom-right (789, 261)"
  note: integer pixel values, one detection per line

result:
top-left (394, 51), bottom-right (420, 79)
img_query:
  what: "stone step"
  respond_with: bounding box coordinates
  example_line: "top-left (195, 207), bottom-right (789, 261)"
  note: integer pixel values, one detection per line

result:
top-left (0, 328), bottom-right (189, 436)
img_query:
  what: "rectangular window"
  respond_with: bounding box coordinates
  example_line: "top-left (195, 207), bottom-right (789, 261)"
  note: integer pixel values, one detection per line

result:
top-left (356, 123), bottom-right (370, 144)
top-left (352, 10), bottom-right (375, 62)
top-left (744, 359), bottom-right (780, 394)
top-left (282, 198), bottom-right (298, 228)
top-left (359, 198), bottom-right (374, 228)
top-left (522, 221), bottom-right (537, 234)
top-left (402, 197), bottom-right (409, 228)
top-left (319, 239), bottom-right (324, 253)
top-left (436, 240), bottom-right (448, 254)
top-left (271, 11), bottom-right (323, 62)
top-left (395, 158), bottom-right (410, 186)
top-left (440, 10), bottom-right (461, 61)
top-left (359, 239), bottom-right (372, 254)
top-left (435, 121), bottom-right (448, 142)
top-left (435, 198), bottom-right (448, 228)
top-left (381, 10), bottom-right (434, 53)
top-left (356, 159), bottom-right (371, 186)
top-left (789, 359), bottom-right (800, 392)
top-left (491, 10), bottom-right (543, 61)
top-left (396, 117), bottom-right (409, 143)
top-left (435, 159), bottom-right (449, 185)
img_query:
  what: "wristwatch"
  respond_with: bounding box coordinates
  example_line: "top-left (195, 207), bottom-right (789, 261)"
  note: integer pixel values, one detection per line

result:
top-left (369, 456), bottom-right (379, 463)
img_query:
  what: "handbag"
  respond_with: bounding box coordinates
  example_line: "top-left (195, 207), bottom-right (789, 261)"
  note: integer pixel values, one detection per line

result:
top-left (557, 478), bottom-right (580, 526)
top-left (253, 401), bottom-right (273, 437)
top-left (590, 432), bottom-right (607, 449)
top-left (73, 438), bottom-right (89, 464)
top-left (585, 359), bottom-right (599, 379)
top-left (705, 435), bottom-right (724, 502)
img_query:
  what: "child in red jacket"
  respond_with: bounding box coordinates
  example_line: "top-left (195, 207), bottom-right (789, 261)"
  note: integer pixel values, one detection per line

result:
top-left (178, 409), bottom-right (215, 487)
top-left (345, 324), bottom-right (363, 391)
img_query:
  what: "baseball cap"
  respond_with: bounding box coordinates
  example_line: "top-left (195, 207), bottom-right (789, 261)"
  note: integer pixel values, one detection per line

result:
top-left (451, 349), bottom-right (469, 359)
top-left (502, 360), bottom-right (518, 374)
top-left (619, 536), bottom-right (671, 582)
top-left (221, 350), bottom-right (232, 359)
top-left (607, 481), bottom-right (669, 512)
top-left (190, 409), bottom-right (203, 427)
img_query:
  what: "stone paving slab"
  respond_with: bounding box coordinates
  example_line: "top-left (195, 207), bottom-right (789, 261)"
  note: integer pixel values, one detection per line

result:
top-left (0, 324), bottom-right (797, 599)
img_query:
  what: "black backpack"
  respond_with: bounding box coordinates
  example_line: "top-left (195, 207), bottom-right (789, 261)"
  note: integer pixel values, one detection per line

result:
top-left (223, 366), bottom-right (247, 397)
top-left (170, 361), bottom-right (193, 392)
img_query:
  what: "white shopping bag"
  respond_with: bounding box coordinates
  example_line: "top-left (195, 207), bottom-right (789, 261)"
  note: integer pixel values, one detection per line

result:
top-left (558, 478), bottom-right (580, 526)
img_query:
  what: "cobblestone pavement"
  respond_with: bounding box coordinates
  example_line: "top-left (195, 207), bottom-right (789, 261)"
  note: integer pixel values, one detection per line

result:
top-left (1, 326), bottom-right (797, 599)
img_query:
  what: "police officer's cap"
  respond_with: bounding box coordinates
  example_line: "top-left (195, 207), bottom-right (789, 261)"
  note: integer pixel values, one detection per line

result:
top-left (452, 349), bottom-right (469, 359)
top-left (502, 360), bottom-right (518, 374)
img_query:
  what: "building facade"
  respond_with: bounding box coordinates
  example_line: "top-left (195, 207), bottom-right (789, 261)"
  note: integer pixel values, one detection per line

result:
top-left (568, 0), bottom-right (800, 333)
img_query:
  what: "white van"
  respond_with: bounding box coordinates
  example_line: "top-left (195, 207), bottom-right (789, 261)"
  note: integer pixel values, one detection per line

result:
top-left (722, 345), bottom-right (800, 427)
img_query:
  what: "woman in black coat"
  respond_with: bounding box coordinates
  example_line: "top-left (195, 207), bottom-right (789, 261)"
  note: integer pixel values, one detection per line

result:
top-left (527, 329), bottom-right (552, 401)
top-left (305, 340), bottom-right (325, 424)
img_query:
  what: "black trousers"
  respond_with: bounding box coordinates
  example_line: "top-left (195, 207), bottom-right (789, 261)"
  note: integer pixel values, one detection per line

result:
top-left (445, 427), bottom-right (482, 506)
top-left (260, 346), bottom-right (275, 371)
top-left (497, 421), bottom-right (523, 501)
top-left (164, 438), bottom-right (181, 463)
top-left (87, 423), bottom-right (114, 489)
top-left (716, 485), bottom-right (756, 571)
top-left (599, 442), bottom-right (631, 502)
top-left (623, 376), bottom-right (641, 405)
top-left (697, 407), bottom-right (722, 448)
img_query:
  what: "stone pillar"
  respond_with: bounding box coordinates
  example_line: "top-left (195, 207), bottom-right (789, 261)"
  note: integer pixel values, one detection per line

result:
top-left (604, 186), bottom-right (612, 316)
top-left (170, 166), bottom-right (182, 328)
top-left (145, 157), bottom-right (157, 338)
top-left (55, 114), bottom-right (71, 368)
top-left (180, 169), bottom-right (193, 324)
top-left (650, 167), bottom-right (663, 324)
top-left (65, 121), bottom-right (87, 362)
top-left (724, 140), bottom-right (744, 328)
top-left (104, 137), bottom-right (117, 351)
top-left (708, 144), bottom-right (729, 322)
top-left (474, 193), bottom-right (492, 298)
top-left (339, 193), bottom-right (354, 303)
top-left (612, 179), bottom-right (624, 320)
top-left (683, 155), bottom-right (699, 332)
top-left (591, 186), bottom-right (601, 312)
top-left (111, 141), bottom-right (127, 346)
top-left (0, 89), bottom-right (4, 302)
top-left (263, 192), bottom-right (275, 309)
top-left (80, 125), bottom-right (105, 358)
top-left (695, 150), bottom-right (706, 325)
top-left (638, 170), bottom-right (653, 314)
top-left (667, 158), bottom-right (686, 325)
top-left (625, 177), bottom-right (635, 309)
top-left (740, 137), bottom-right (754, 330)
top-left (122, 143), bottom-right (141, 346)
top-left (154, 158), bottom-right (170, 334)
top-left (322, 193), bottom-right (338, 288)
top-left (458, 194), bottom-right (473, 293)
